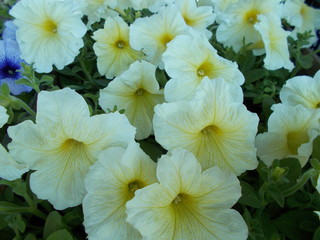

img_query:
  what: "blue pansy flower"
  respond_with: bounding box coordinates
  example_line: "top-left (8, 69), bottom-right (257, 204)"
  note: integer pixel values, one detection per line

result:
top-left (0, 38), bottom-right (32, 95)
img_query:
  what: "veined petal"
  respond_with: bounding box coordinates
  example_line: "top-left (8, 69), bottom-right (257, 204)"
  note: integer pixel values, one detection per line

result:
top-left (280, 72), bottom-right (320, 109)
top-left (157, 149), bottom-right (202, 195)
top-left (83, 142), bottom-right (156, 240)
top-left (35, 87), bottom-right (90, 129)
top-left (154, 78), bottom-right (258, 175)
top-left (0, 145), bottom-right (28, 181)
top-left (99, 61), bottom-right (164, 139)
top-left (256, 104), bottom-right (320, 167)
top-left (8, 120), bottom-right (52, 168)
top-left (163, 33), bottom-right (244, 102)
top-left (92, 16), bottom-right (144, 78)
top-left (216, 0), bottom-right (282, 52)
top-left (130, 5), bottom-right (188, 69)
top-left (8, 88), bottom-right (135, 210)
top-left (254, 14), bottom-right (294, 71)
top-left (126, 149), bottom-right (247, 240)
top-left (10, 0), bottom-right (86, 73)
top-left (0, 106), bottom-right (9, 128)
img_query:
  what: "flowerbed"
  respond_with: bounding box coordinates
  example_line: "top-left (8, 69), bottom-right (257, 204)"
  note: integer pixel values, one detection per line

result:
top-left (0, 0), bottom-right (320, 239)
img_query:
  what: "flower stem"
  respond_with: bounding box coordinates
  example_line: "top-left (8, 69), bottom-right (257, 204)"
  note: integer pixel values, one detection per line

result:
top-left (283, 169), bottom-right (317, 197)
top-left (79, 58), bottom-right (93, 84)
top-left (13, 97), bottom-right (36, 118)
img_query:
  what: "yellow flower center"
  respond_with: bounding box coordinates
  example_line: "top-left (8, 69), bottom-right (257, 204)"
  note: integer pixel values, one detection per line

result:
top-left (135, 88), bottom-right (145, 96)
top-left (197, 69), bottom-right (205, 77)
top-left (172, 194), bottom-right (183, 204)
top-left (244, 9), bottom-right (260, 25)
top-left (196, 60), bottom-right (216, 79)
top-left (58, 138), bottom-right (93, 164)
top-left (183, 14), bottom-right (193, 26)
top-left (300, 5), bottom-right (308, 16)
top-left (201, 125), bottom-right (222, 136)
top-left (127, 180), bottom-right (145, 199)
top-left (287, 130), bottom-right (309, 155)
top-left (116, 40), bottom-right (125, 49)
top-left (61, 139), bottom-right (85, 153)
top-left (160, 34), bottom-right (173, 47)
top-left (316, 102), bottom-right (320, 108)
top-left (43, 19), bottom-right (58, 34)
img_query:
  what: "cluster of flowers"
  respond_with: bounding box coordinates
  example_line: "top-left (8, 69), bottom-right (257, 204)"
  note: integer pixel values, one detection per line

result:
top-left (0, 0), bottom-right (320, 239)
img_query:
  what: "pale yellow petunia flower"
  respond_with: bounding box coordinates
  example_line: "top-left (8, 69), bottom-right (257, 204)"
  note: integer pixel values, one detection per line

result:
top-left (163, 31), bottom-right (244, 102)
top-left (216, 0), bottom-right (282, 53)
top-left (280, 70), bottom-right (320, 110)
top-left (8, 88), bottom-right (136, 210)
top-left (0, 106), bottom-right (28, 181)
top-left (83, 141), bottom-right (157, 240)
top-left (92, 16), bottom-right (144, 79)
top-left (153, 78), bottom-right (259, 175)
top-left (254, 14), bottom-right (294, 71)
top-left (10, 0), bottom-right (87, 73)
top-left (99, 60), bottom-right (164, 140)
top-left (129, 5), bottom-right (189, 69)
top-left (126, 148), bottom-right (248, 240)
top-left (256, 104), bottom-right (320, 167)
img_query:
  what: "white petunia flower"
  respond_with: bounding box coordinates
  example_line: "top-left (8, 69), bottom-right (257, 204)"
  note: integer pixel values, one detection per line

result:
top-left (76, 0), bottom-right (118, 27)
top-left (280, 70), bottom-right (320, 110)
top-left (256, 104), bottom-right (320, 167)
top-left (163, 31), bottom-right (244, 102)
top-left (283, 0), bottom-right (320, 46)
top-left (174, 0), bottom-right (215, 38)
top-left (8, 88), bottom-right (135, 210)
top-left (254, 14), bottom-right (294, 71)
top-left (0, 106), bottom-right (28, 181)
top-left (153, 78), bottom-right (259, 175)
top-left (83, 141), bottom-right (157, 240)
top-left (0, 106), bottom-right (8, 128)
top-left (216, 0), bottom-right (282, 53)
top-left (210, 0), bottom-right (239, 23)
top-left (93, 16), bottom-right (144, 79)
top-left (10, 0), bottom-right (87, 73)
top-left (130, 5), bottom-right (189, 69)
top-left (99, 60), bottom-right (164, 140)
top-left (126, 148), bottom-right (248, 240)
top-left (211, 0), bottom-right (239, 12)
top-left (130, 0), bottom-right (173, 12)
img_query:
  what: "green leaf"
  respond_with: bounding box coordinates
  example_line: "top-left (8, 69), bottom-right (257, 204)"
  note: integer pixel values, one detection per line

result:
top-left (312, 135), bottom-right (320, 161)
top-left (0, 215), bottom-right (9, 230)
top-left (47, 229), bottom-right (73, 240)
top-left (43, 211), bottom-right (65, 239)
top-left (244, 69), bottom-right (268, 83)
top-left (266, 183), bottom-right (284, 207)
top-left (0, 201), bottom-right (28, 213)
top-left (40, 75), bottom-right (55, 85)
top-left (273, 210), bottom-right (319, 240)
top-left (297, 54), bottom-right (313, 69)
top-left (313, 226), bottom-right (320, 240)
top-left (277, 158), bottom-right (302, 190)
top-left (238, 181), bottom-right (263, 208)
top-left (24, 233), bottom-right (37, 240)
top-left (14, 78), bottom-right (33, 87)
top-left (138, 140), bottom-right (164, 162)
top-left (0, 83), bottom-right (11, 96)
top-left (6, 214), bottom-right (26, 233)
top-left (63, 209), bottom-right (83, 226)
